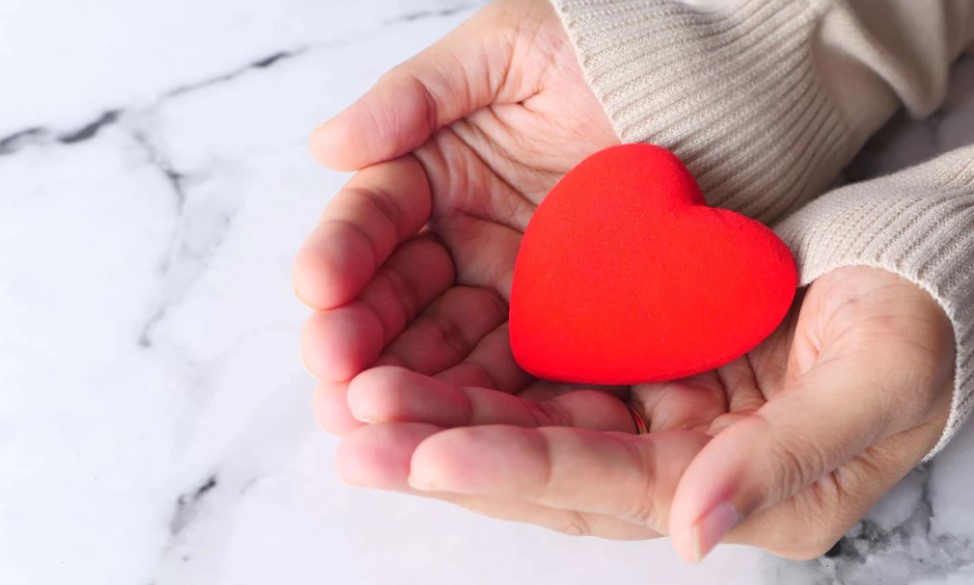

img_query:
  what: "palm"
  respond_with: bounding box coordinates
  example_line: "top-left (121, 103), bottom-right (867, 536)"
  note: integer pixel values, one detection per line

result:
top-left (382, 37), bottom-right (618, 396)
top-left (403, 0), bottom-right (618, 381)
top-left (298, 0), bottom-right (803, 437)
top-left (297, 0), bottom-right (620, 420)
top-left (415, 57), bottom-right (617, 305)
top-left (298, 0), bottom-right (954, 557)
top-left (626, 311), bottom-right (797, 438)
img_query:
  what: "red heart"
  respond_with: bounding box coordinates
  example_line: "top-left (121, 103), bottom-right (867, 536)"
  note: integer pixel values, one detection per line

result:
top-left (510, 144), bottom-right (797, 384)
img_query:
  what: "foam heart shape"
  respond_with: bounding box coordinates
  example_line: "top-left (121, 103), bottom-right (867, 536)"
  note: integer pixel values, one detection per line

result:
top-left (510, 144), bottom-right (797, 384)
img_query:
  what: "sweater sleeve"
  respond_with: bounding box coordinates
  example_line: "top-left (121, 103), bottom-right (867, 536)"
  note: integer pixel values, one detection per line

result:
top-left (550, 0), bottom-right (974, 224)
top-left (775, 146), bottom-right (974, 460)
top-left (552, 0), bottom-right (974, 458)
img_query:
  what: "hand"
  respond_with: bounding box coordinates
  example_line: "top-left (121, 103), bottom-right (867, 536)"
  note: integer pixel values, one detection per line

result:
top-left (294, 0), bottom-right (955, 562)
top-left (330, 267), bottom-right (954, 561)
top-left (295, 0), bottom-right (617, 431)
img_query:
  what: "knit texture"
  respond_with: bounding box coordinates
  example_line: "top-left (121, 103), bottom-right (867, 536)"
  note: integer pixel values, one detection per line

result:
top-left (550, 0), bottom-right (853, 225)
top-left (776, 148), bottom-right (974, 460)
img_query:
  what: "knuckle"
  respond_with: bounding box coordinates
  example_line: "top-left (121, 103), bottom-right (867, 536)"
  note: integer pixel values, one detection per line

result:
top-left (622, 499), bottom-right (659, 531)
top-left (551, 512), bottom-right (593, 537)
top-left (757, 417), bottom-right (829, 499)
top-left (771, 440), bottom-right (821, 499)
top-left (377, 260), bottom-right (421, 324)
top-left (456, 286), bottom-right (508, 324)
top-left (457, 361), bottom-right (498, 390)
top-left (619, 438), bottom-right (665, 531)
top-left (424, 311), bottom-right (471, 358)
top-left (528, 399), bottom-right (572, 427)
top-left (329, 218), bottom-right (380, 267)
top-left (387, 64), bottom-right (440, 135)
top-left (360, 184), bottom-right (406, 238)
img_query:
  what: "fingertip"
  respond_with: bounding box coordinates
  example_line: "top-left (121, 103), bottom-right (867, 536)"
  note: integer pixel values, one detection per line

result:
top-left (349, 367), bottom-right (473, 426)
top-left (313, 381), bottom-right (364, 436)
top-left (336, 423), bottom-right (442, 489)
top-left (346, 366), bottom-right (404, 423)
top-left (335, 426), bottom-right (401, 488)
top-left (409, 427), bottom-right (507, 493)
top-left (687, 502), bottom-right (742, 563)
top-left (301, 303), bottom-right (384, 383)
top-left (311, 63), bottom-right (448, 172)
top-left (407, 430), bottom-right (462, 491)
top-left (309, 117), bottom-right (360, 172)
top-left (309, 78), bottom-right (405, 172)
top-left (292, 240), bottom-right (329, 308)
top-left (293, 223), bottom-right (375, 310)
top-left (668, 422), bottom-right (762, 561)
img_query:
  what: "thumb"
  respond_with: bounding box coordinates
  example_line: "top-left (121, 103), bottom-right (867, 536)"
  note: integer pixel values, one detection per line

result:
top-left (310, 7), bottom-right (514, 171)
top-left (668, 350), bottom-right (914, 562)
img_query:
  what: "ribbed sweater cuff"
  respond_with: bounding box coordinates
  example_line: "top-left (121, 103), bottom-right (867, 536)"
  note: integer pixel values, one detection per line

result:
top-left (550, 0), bottom-right (853, 225)
top-left (775, 147), bottom-right (974, 461)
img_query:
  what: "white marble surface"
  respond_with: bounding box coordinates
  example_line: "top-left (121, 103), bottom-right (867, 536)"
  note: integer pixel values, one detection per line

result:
top-left (1, 2), bottom-right (973, 584)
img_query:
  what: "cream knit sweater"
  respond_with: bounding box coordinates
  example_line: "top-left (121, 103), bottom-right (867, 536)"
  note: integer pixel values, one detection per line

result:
top-left (551, 0), bottom-right (974, 459)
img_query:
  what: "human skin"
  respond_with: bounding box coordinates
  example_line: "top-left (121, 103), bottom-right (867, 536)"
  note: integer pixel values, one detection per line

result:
top-left (294, 0), bottom-right (955, 561)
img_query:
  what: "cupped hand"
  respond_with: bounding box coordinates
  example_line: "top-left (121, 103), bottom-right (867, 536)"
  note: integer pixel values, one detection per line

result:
top-left (294, 0), bottom-right (955, 562)
top-left (331, 266), bottom-right (954, 561)
top-left (295, 0), bottom-right (618, 433)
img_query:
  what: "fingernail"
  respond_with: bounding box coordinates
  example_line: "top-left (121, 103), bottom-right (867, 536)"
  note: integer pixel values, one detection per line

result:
top-left (691, 502), bottom-right (741, 562)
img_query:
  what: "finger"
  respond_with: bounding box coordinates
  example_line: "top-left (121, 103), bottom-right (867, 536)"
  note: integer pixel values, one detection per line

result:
top-left (294, 157), bottom-right (434, 310)
top-left (408, 426), bottom-right (710, 533)
top-left (310, 6), bottom-right (514, 171)
top-left (705, 358), bottom-right (769, 434)
top-left (383, 286), bottom-right (507, 374)
top-left (312, 381), bottom-right (364, 436)
top-left (629, 371), bottom-right (727, 433)
top-left (300, 236), bottom-right (453, 382)
top-left (436, 323), bottom-right (533, 393)
top-left (716, 357), bottom-right (767, 414)
top-left (301, 303), bottom-right (383, 383)
top-left (337, 422), bottom-right (660, 540)
top-left (337, 423), bottom-right (441, 489)
top-left (667, 352), bottom-right (913, 563)
top-left (346, 366), bottom-right (635, 432)
top-left (357, 236), bottom-right (454, 343)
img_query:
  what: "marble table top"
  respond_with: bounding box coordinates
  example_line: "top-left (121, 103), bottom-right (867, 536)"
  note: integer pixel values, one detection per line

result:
top-left (2, 1), bottom-right (973, 583)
